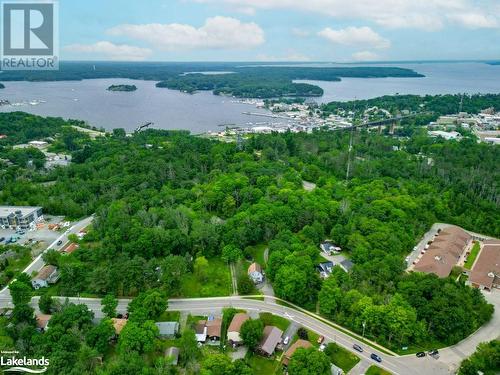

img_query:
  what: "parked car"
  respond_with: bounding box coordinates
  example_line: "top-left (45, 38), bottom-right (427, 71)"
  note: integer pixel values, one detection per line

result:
top-left (370, 353), bottom-right (382, 363)
top-left (416, 352), bottom-right (426, 358)
top-left (428, 349), bottom-right (439, 357)
top-left (353, 344), bottom-right (363, 352)
top-left (283, 336), bottom-right (290, 345)
top-left (319, 343), bottom-right (326, 351)
top-left (56, 240), bottom-right (63, 246)
top-left (0, 237), bottom-right (4, 242)
top-left (317, 335), bottom-right (325, 344)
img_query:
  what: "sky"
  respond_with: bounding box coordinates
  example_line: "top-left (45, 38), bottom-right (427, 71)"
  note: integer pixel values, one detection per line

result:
top-left (59, 0), bottom-right (500, 62)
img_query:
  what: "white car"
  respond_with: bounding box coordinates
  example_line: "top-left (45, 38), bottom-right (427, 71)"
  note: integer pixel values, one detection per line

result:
top-left (283, 336), bottom-right (290, 345)
top-left (319, 343), bottom-right (326, 351)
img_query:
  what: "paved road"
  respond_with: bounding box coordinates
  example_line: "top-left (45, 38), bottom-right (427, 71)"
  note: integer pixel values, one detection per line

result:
top-left (0, 216), bottom-right (94, 297)
top-left (1, 295), bottom-right (451, 375)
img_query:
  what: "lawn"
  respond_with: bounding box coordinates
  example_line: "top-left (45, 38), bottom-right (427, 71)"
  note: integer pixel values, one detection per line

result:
top-left (366, 365), bottom-right (392, 375)
top-left (324, 343), bottom-right (360, 373)
top-left (157, 311), bottom-right (180, 322)
top-left (180, 258), bottom-right (232, 298)
top-left (464, 242), bottom-right (481, 269)
top-left (245, 244), bottom-right (267, 266)
top-left (259, 312), bottom-right (291, 332)
top-left (246, 354), bottom-right (279, 375)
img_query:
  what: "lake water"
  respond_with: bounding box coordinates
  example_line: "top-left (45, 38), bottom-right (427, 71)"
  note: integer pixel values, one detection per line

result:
top-left (0, 62), bottom-right (499, 131)
top-left (296, 62), bottom-right (500, 103)
top-left (0, 78), bottom-right (270, 133)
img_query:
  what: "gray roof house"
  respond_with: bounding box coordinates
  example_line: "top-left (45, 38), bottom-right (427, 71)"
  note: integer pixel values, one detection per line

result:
top-left (258, 326), bottom-right (283, 356)
top-left (155, 322), bottom-right (179, 338)
top-left (31, 265), bottom-right (60, 289)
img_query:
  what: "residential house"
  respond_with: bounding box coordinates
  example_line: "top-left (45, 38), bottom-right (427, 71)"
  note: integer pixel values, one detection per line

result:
top-left (111, 318), bottom-right (128, 336)
top-left (155, 322), bottom-right (179, 338)
top-left (282, 339), bottom-right (312, 366)
top-left (164, 347), bottom-right (179, 366)
top-left (196, 317), bottom-right (222, 343)
top-left (227, 313), bottom-right (250, 346)
top-left (206, 317), bottom-right (222, 341)
top-left (64, 243), bottom-right (79, 255)
top-left (320, 241), bottom-right (341, 256)
top-left (195, 321), bottom-right (208, 343)
top-left (468, 240), bottom-right (500, 290)
top-left (258, 326), bottom-right (283, 356)
top-left (36, 314), bottom-right (52, 332)
top-left (31, 265), bottom-right (60, 289)
top-left (248, 263), bottom-right (264, 284)
top-left (413, 226), bottom-right (472, 278)
top-left (317, 261), bottom-right (334, 278)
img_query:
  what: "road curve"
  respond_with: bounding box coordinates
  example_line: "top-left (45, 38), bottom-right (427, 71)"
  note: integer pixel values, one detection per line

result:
top-left (4, 295), bottom-right (452, 375)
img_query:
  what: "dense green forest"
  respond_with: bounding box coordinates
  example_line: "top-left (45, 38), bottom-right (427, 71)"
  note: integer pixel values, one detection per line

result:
top-left (0, 61), bottom-right (423, 98)
top-left (0, 109), bottom-right (500, 374)
top-left (0, 111), bottom-right (498, 373)
top-left (107, 84), bottom-right (137, 92)
top-left (156, 66), bottom-right (422, 98)
top-left (322, 93), bottom-right (500, 119)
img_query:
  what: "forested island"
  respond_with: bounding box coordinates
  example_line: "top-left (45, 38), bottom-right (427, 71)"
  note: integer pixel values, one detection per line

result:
top-left (107, 84), bottom-right (137, 92)
top-left (0, 106), bottom-right (498, 373)
top-left (0, 61), bottom-right (424, 98)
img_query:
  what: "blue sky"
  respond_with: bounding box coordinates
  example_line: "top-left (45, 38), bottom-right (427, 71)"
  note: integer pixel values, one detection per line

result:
top-left (60, 0), bottom-right (500, 62)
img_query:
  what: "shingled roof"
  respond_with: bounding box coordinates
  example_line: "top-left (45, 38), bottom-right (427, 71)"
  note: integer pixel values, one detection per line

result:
top-left (414, 226), bottom-right (471, 278)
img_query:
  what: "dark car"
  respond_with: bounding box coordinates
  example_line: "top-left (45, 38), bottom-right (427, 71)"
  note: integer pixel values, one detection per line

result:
top-left (0, 237), bottom-right (4, 242)
top-left (370, 353), bottom-right (382, 363)
top-left (353, 344), bottom-right (363, 353)
top-left (416, 352), bottom-right (426, 358)
top-left (56, 240), bottom-right (63, 246)
top-left (428, 349), bottom-right (439, 357)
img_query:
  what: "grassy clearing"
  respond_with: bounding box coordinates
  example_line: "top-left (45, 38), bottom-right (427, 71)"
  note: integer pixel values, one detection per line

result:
top-left (157, 311), bottom-right (180, 322)
top-left (259, 312), bottom-right (291, 332)
top-left (246, 354), bottom-right (279, 375)
top-left (245, 244), bottom-right (267, 266)
top-left (464, 242), bottom-right (481, 270)
top-left (180, 257), bottom-right (231, 298)
top-left (324, 342), bottom-right (360, 373)
top-left (366, 365), bottom-right (392, 375)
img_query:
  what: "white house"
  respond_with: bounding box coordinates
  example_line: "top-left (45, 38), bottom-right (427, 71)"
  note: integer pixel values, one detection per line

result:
top-left (31, 265), bottom-right (60, 289)
top-left (248, 263), bottom-right (264, 284)
top-left (320, 241), bottom-right (341, 255)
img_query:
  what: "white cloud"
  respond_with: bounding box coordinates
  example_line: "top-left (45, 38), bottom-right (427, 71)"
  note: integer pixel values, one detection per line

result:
top-left (352, 51), bottom-right (380, 61)
top-left (108, 16), bottom-right (264, 50)
top-left (64, 41), bottom-right (152, 61)
top-left (318, 26), bottom-right (390, 49)
top-left (448, 13), bottom-right (498, 29)
top-left (192, 0), bottom-right (499, 30)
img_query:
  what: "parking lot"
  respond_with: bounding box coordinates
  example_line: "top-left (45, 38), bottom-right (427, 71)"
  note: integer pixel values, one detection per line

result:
top-left (0, 215), bottom-right (66, 256)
